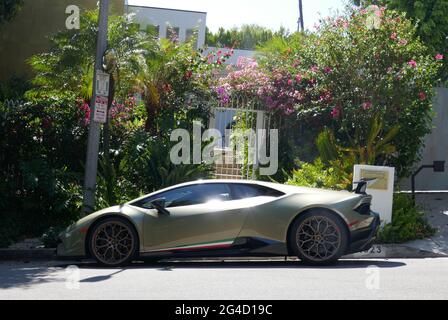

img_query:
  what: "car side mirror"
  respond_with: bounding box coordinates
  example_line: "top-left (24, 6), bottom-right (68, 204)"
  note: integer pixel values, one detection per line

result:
top-left (150, 198), bottom-right (170, 215)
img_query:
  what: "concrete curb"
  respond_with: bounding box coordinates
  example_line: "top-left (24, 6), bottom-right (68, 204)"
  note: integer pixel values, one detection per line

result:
top-left (0, 248), bottom-right (56, 260)
top-left (343, 244), bottom-right (448, 259)
top-left (1, 244), bottom-right (446, 261)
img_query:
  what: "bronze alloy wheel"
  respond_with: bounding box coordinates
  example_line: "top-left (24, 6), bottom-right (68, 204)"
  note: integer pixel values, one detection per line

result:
top-left (295, 215), bottom-right (342, 262)
top-left (90, 219), bottom-right (136, 266)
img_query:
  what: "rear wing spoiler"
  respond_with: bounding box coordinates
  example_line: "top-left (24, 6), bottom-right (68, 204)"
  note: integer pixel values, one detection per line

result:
top-left (353, 178), bottom-right (377, 194)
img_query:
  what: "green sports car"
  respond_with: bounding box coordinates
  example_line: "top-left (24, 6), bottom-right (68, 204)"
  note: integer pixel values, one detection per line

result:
top-left (57, 179), bottom-right (380, 266)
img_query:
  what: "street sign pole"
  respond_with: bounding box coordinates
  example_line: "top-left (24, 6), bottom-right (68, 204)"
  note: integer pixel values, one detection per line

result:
top-left (298, 0), bottom-right (304, 32)
top-left (82, 0), bottom-right (109, 216)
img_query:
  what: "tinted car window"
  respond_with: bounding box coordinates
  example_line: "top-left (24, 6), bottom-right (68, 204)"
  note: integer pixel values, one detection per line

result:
top-left (229, 184), bottom-right (284, 200)
top-left (137, 183), bottom-right (231, 208)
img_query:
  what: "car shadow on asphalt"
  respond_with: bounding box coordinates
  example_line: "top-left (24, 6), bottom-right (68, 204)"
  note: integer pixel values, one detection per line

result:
top-left (72, 258), bottom-right (406, 272)
top-left (72, 259), bottom-right (407, 282)
top-left (0, 259), bottom-right (406, 288)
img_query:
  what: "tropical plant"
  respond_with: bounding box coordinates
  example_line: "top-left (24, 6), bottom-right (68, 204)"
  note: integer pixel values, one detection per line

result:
top-left (132, 38), bottom-right (231, 134)
top-left (316, 114), bottom-right (400, 167)
top-left (119, 129), bottom-right (212, 193)
top-left (26, 10), bottom-right (154, 104)
top-left (285, 158), bottom-right (351, 190)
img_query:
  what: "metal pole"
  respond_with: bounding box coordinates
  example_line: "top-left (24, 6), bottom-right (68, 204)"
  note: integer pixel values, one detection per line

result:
top-left (411, 165), bottom-right (432, 204)
top-left (298, 0), bottom-right (304, 32)
top-left (82, 0), bottom-right (109, 216)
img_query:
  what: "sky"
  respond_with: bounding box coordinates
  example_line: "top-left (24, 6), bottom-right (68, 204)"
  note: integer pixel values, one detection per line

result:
top-left (127, 0), bottom-right (348, 33)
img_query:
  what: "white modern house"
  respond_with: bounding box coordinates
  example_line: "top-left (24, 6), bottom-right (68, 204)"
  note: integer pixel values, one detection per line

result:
top-left (125, 2), bottom-right (207, 48)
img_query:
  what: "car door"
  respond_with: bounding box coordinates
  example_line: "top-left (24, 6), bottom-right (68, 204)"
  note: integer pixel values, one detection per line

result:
top-left (140, 183), bottom-right (250, 253)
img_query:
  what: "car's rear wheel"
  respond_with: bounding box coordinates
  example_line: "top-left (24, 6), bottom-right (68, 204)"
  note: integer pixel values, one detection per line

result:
top-left (289, 210), bottom-right (348, 265)
top-left (89, 217), bottom-right (138, 267)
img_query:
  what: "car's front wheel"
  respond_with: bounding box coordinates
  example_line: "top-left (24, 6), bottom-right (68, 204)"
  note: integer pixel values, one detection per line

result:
top-left (289, 210), bottom-right (348, 265)
top-left (88, 217), bottom-right (138, 266)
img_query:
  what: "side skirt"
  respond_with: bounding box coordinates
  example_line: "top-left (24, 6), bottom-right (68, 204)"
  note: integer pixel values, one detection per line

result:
top-left (140, 237), bottom-right (288, 259)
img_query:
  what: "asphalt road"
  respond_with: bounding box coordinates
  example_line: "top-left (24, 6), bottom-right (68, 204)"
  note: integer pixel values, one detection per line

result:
top-left (0, 258), bottom-right (447, 299)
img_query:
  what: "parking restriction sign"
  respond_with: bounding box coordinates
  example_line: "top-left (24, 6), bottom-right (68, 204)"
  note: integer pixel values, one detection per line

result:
top-left (93, 95), bottom-right (109, 123)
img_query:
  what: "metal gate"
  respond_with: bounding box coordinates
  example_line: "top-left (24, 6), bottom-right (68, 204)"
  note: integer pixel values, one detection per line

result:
top-left (208, 94), bottom-right (270, 180)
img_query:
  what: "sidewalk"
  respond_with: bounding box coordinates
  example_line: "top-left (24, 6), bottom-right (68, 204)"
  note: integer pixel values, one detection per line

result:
top-left (404, 193), bottom-right (448, 256)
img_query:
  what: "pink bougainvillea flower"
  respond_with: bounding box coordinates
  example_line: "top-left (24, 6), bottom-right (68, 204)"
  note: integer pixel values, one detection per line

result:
top-left (323, 66), bottom-right (332, 74)
top-left (419, 92), bottom-right (426, 101)
top-left (398, 39), bottom-right (408, 46)
top-left (390, 32), bottom-right (397, 40)
top-left (216, 86), bottom-right (226, 95)
top-left (310, 65), bottom-right (319, 72)
top-left (162, 83), bottom-right (172, 92)
top-left (435, 54), bottom-right (444, 60)
top-left (362, 101), bottom-right (372, 110)
top-left (78, 101), bottom-right (91, 126)
top-left (287, 79), bottom-right (293, 86)
top-left (284, 107), bottom-right (294, 116)
top-left (309, 78), bottom-right (317, 86)
top-left (330, 106), bottom-right (341, 118)
top-left (408, 60), bottom-right (417, 68)
top-left (295, 74), bottom-right (302, 83)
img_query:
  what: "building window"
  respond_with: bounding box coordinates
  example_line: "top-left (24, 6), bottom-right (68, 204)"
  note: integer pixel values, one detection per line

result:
top-left (145, 24), bottom-right (160, 37)
top-left (167, 26), bottom-right (180, 42)
top-left (186, 28), bottom-right (198, 47)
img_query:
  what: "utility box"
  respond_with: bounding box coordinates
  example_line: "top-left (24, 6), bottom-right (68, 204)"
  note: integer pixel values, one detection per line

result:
top-left (353, 165), bottom-right (395, 225)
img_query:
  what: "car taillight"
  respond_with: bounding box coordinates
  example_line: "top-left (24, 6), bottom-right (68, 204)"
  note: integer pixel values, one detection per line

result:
top-left (355, 203), bottom-right (371, 215)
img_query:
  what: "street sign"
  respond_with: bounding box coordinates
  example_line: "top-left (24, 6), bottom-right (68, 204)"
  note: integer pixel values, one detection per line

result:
top-left (93, 95), bottom-right (108, 123)
top-left (95, 70), bottom-right (110, 96)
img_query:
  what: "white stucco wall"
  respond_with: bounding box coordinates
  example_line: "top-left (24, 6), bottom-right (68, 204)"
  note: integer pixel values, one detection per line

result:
top-left (400, 87), bottom-right (448, 190)
top-left (125, 5), bottom-right (206, 47)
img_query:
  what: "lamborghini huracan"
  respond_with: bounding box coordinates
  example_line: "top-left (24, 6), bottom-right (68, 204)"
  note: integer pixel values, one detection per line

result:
top-left (57, 179), bottom-right (380, 266)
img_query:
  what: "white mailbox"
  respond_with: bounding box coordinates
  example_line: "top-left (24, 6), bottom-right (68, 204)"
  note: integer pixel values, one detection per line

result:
top-left (353, 165), bottom-right (395, 225)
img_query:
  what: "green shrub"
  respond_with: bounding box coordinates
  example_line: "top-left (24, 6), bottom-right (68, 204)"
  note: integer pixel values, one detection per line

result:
top-left (0, 213), bottom-right (20, 248)
top-left (41, 226), bottom-right (64, 248)
top-left (377, 193), bottom-right (435, 243)
top-left (285, 158), bottom-right (351, 190)
top-left (120, 129), bottom-right (212, 194)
